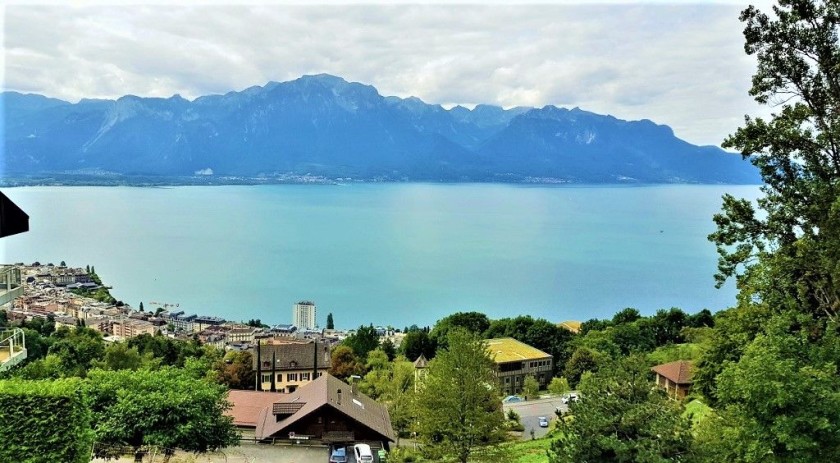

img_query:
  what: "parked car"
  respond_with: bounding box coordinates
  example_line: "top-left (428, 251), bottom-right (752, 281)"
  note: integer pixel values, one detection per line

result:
top-left (354, 443), bottom-right (374, 463)
top-left (561, 393), bottom-right (580, 404)
top-left (538, 416), bottom-right (549, 427)
top-left (502, 395), bottom-right (524, 403)
top-left (329, 446), bottom-right (347, 463)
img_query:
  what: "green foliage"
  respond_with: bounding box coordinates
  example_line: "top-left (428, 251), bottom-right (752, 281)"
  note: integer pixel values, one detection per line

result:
top-left (400, 328), bottom-right (437, 361)
top-left (47, 326), bottom-right (106, 377)
top-left (381, 337), bottom-right (397, 360)
top-left (547, 377), bottom-right (570, 396)
top-left (212, 350), bottom-right (255, 389)
top-left (343, 324), bottom-right (380, 360)
top-left (563, 347), bottom-right (601, 387)
top-left (87, 368), bottom-right (239, 460)
top-left (415, 328), bottom-right (507, 463)
top-left (430, 311), bottom-right (491, 349)
top-left (127, 333), bottom-right (207, 368)
top-left (0, 378), bottom-right (93, 463)
top-left (695, 313), bottom-right (840, 462)
top-left (522, 375), bottom-right (540, 400)
top-left (612, 307), bottom-right (641, 325)
top-left (647, 343), bottom-right (703, 365)
top-left (326, 312), bottom-right (335, 330)
top-left (549, 356), bottom-right (693, 463)
top-left (329, 344), bottom-right (363, 380)
top-left (93, 342), bottom-right (143, 371)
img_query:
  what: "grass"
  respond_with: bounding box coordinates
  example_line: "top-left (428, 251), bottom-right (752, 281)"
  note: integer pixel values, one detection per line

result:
top-left (683, 398), bottom-right (713, 426)
top-left (647, 343), bottom-right (703, 365)
top-left (508, 438), bottom-right (553, 463)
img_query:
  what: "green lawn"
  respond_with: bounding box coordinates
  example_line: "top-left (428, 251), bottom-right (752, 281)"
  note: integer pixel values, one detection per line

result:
top-left (508, 437), bottom-right (553, 463)
top-left (683, 398), bottom-right (713, 426)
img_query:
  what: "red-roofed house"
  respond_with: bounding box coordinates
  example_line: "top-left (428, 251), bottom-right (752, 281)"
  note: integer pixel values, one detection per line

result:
top-left (226, 390), bottom-right (288, 440)
top-left (651, 360), bottom-right (693, 400)
top-left (228, 373), bottom-right (395, 450)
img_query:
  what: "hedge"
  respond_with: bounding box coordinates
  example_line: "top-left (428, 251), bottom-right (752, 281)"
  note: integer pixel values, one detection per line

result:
top-left (0, 378), bottom-right (93, 463)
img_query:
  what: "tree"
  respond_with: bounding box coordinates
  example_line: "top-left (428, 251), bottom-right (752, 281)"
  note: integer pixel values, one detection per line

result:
top-left (343, 324), bottom-right (380, 360)
top-left (547, 377), bottom-right (570, 396)
top-left (430, 311), bottom-right (491, 349)
top-left (695, 4), bottom-right (840, 460)
top-left (612, 307), bottom-right (641, 325)
top-left (94, 342), bottom-right (143, 371)
top-left (326, 312), bottom-right (334, 330)
top-left (85, 264), bottom-right (90, 274)
top-left (380, 338), bottom-right (397, 361)
top-left (415, 328), bottom-right (506, 463)
top-left (87, 368), bottom-right (239, 463)
top-left (329, 345), bottom-right (363, 380)
top-left (139, 302), bottom-right (144, 312)
top-left (59, 260), bottom-right (66, 267)
top-left (213, 350), bottom-right (255, 390)
top-left (710, 0), bottom-right (840, 319)
top-left (522, 375), bottom-right (539, 400)
top-left (400, 329), bottom-right (436, 361)
top-left (549, 356), bottom-right (693, 463)
top-left (563, 347), bottom-right (601, 387)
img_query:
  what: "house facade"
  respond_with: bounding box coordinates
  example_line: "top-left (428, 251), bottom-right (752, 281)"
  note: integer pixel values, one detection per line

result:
top-left (254, 340), bottom-right (332, 393)
top-left (486, 338), bottom-right (553, 396)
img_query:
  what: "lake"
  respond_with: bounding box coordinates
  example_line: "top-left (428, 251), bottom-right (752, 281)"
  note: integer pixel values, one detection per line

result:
top-left (0, 184), bottom-right (761, 328)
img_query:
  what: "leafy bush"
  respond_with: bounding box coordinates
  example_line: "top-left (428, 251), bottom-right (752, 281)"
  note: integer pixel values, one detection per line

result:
top-left (0, 378), bottom-right (93, 463)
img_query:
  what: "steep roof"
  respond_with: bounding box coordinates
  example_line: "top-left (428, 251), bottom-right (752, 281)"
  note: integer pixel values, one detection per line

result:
top-left (485, 337), bottom-right (552, 364)
top-left (254, 341), bottom-right (332, 370)
top-left (226, 390), bottom-right (288, 427)
top-left (413, 354), bottom-right (429, 369)
top-left (255, 373), bottom-right (395, 442)
top-left (558, 320), bottom-right (582, 334)
top-left (651, 360), bottom-right (693, 385)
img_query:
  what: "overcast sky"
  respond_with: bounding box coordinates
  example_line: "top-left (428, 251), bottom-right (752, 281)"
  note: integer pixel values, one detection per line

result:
top-left (2, 1), bottom-right (776, 146)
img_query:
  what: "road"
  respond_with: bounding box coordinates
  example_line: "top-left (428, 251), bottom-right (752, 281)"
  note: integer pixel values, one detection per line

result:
top-left (503, 395), bottom-right (568, 440)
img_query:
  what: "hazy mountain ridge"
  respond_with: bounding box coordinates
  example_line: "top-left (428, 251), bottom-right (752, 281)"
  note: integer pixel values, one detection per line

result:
top-left (2, 74), bottom-right (759, 183)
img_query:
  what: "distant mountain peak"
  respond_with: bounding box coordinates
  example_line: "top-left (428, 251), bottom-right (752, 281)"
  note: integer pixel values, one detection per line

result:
top-left (3, 74), bottom-right (759, 184)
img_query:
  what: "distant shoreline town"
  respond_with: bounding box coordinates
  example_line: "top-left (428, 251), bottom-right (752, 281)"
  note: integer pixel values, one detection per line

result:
top-left (1, 262), bottom-right (401, 350)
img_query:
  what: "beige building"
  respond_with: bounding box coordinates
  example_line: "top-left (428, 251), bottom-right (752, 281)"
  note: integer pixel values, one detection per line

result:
top-left (486, 338), bottom-right (553, 396)
top-left (292, 301), bottom-right (317, 330)
top-left (112, 319), bottom-right (156, 338)
top-left (254, 341), bottom-right (331, 393)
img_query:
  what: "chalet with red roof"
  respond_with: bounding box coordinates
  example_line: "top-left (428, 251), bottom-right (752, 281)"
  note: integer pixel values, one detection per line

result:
top-left (651, 360), bottom-right (693, 400)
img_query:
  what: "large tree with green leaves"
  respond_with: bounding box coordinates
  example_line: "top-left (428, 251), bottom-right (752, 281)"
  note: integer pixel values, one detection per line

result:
top-left (415, 328), bottom-right (507, 463)
top-left (87, 368), bottom-right (239, 463)
top-left (693, 1), bottom-right (840, 460)
top-left (550, 356), bottom-right (693, 463)
top-left (709, 0), bottom-right (840, 319)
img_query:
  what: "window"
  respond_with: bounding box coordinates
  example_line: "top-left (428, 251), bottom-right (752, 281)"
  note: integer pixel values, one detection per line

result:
top-left (288, 373), bottom-right (298, 382)
top-left (261, 373), bottom-right (271, 383)
top-left (276, 373), bottom-right (283, 382)
top-left (301, 372), bottom-right (311, 381)
top-left (317, 372), bottom-right (323, 377)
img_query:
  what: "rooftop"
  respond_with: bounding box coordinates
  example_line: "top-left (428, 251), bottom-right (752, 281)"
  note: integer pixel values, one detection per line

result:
top-left (485, 337), bottom-right (551, 363)
top-left (651, 360), bottom-right (693, 385)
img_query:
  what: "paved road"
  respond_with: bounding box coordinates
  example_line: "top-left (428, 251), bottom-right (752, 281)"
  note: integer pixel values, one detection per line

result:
top-left (503, 395), bottom-right (568, 440)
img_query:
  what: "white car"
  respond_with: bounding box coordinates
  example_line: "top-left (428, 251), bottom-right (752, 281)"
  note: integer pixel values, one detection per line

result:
top-left (538, 416), bottom-right (549, 427)
top-left (353, 443), bottom-right (374, 463)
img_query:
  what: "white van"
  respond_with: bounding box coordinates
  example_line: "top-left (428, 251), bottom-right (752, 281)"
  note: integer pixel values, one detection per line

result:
top-left (353, 443), bottom-right (374, 462)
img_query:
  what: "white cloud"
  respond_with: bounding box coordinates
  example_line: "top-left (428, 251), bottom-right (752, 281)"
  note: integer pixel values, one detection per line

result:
top-left (2, 2), bottom-right (775, 146)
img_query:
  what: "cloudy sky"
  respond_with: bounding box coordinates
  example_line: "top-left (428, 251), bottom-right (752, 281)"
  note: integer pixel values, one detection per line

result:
top-left (2, 1), bottom-right (776, 146)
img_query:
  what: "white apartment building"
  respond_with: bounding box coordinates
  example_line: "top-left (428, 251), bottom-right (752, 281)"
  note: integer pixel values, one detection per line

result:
top-left (292, 301), bottom-right (316, 330)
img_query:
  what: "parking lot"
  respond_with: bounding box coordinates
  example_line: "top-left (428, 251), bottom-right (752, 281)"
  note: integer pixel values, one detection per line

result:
top-left (503, 395), bottom-right (569, 440)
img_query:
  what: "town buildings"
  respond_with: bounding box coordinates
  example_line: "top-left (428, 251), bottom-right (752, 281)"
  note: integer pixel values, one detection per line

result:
top-left (293, 300), bottom-right (317, 330)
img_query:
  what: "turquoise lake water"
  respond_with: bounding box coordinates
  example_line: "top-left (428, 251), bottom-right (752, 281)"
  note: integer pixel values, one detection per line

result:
top-left (0, 184), bottom-right (761, 327)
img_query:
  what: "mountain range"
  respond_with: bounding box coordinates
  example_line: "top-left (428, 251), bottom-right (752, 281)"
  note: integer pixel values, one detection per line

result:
top-left (2, 74), bottom-right (759, 183)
